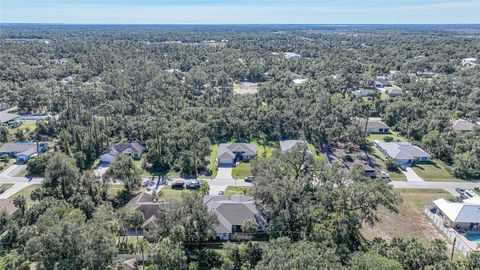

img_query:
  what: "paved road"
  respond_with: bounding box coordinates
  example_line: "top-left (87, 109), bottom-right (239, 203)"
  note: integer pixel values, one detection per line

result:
top-left (391, 181), bottom-right (480, 195)
top-left (0, 182), bottom-right (37, 199)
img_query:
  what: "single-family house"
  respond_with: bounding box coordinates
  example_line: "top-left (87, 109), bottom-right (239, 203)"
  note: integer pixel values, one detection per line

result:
top-left (100, 142), bottom-right (146, 163)
top-left (355, 118), bottom-right (390, 134)
top-left (0, 142), bottom-right (47, 162)
top-left (388, 89), bottom-right (403, 98)
top-left (203, 195), bottom-right (267, 241)
top-left (375, 141), bottom-right (430, 166)
top-left (432, 198), bottom-right (480, 231)
top-left (0, 199), bottom-right (18, 231)
top-left (283, 52), bottom-right (301, 60)
top-left (279, 140), bottom-right (311, 153)
top-left (461, 58), bottom-right (478, 67)
top-left (0, 112), bottom-right (19, 125)
top-left (375, 78), bottom-right (391, 89)
top-left (127, 192), bottom-right (162, 230)
top-left (352, 89), bottom-right (376, 97)
top-left (451, 119), bottom-right (476, 133)
top-left (217, 143), bottom-right (256, 167)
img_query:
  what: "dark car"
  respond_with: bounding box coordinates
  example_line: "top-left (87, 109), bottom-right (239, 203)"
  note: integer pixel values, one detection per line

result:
top-left (172, 181), bottom-right (185, 189)
top-left (186, 180), bottom-right (201, 189)
top-left (244, 176), bottom-right (254, 182)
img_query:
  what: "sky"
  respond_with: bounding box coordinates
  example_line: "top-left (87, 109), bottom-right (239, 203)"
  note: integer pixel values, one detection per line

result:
top-left (1, 0), bottom-right (479, 24)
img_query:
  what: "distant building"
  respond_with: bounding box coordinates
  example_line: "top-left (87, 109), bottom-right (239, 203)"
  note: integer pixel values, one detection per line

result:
top-left (451, 119), bottom-right (476, 133)
top-left (352, 89), bottom-right (377, 97)
top-left (217, 143), bottom-right (256, 167)
top-left (355, 118), bottom-right (390, 134)
top-left (375, 141), bottom-right (430, 166)
top-left (388, 89), bottom-right (403, 98)
top-left (0, 112), bottom-right (19, 125)
top-left (0, 199), bottom-right (18, 216)
top-left (100, 142), bottom-right (146, 163)
top-left (279, 140), bottom-right (310, 153)
top-left (283, 52), bottom-right (301, 60)
top-left (374, 78), bottom-right (391, 89)
top-left (461, 58), bottom-right (478, 67)
top-left (0, 142), bottom-right (47, 162)
top-left (203, 195), bottom-right (267, 241)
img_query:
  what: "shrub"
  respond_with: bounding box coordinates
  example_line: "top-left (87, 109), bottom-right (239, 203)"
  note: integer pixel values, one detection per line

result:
top-left (383, 136), bottom-right (394, 142)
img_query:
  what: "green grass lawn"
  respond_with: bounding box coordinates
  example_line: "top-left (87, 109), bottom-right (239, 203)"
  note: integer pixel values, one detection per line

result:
top-left (368, 147), bottom-right (405, 181)
top-left (308, 143), bottom-right (324, 161)
top-left (8, 120), bottom-right (38, 136)
top-left (206, 144), bottom-right (218, 178)
top-left (411, 159), bottom-right (463, 182)
top-left (232, 162), bottom-right (252, 179)
top-left (367, 131), bottom-right (407, 143)
top-left (9, 184), bottom-right (41, 206)
top-left (157, 186), bottom-right (195, 201)
top-left (250, 140), bottom-right (277, 159)
top-left (362, 189), bottom-right (455, 244)
top-left (225, 186), bottom-right (252, 197)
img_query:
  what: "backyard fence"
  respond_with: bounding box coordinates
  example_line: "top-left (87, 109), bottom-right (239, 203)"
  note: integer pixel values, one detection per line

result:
top-left (424, 207), bottom-right (476, 257)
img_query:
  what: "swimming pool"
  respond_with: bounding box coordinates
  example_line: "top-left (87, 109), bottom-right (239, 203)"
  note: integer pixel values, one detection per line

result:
top-left (465, 232), bottom-right (480, 242)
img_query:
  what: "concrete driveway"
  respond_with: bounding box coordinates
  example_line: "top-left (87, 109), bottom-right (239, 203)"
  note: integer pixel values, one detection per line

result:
top-left (208, 167), bottom-right (254, 195)
top-left (216, 167), bottom-right (233, 179)
top-left (402, 167), bottom-right (424, 182)
top-left (0, 163), bottom-right (26, 177)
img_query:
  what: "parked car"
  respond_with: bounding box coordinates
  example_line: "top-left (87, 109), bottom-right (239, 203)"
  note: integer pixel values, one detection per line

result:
top-left (218, 191), bottom-right (225, 195)
top-left (186, 180), bottom-right (201, 189)
top-left (244, 176), bottom-right (254, 182)
top-left (172, 181), bottom-right (185, 189)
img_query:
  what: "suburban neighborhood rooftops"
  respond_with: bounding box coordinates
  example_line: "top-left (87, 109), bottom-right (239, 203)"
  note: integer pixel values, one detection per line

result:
top-left (279, 140), bottom-right (310, 152)
top-left (218, 143), bottom-right (256, 159)
top-left (376, 141), bottom-right (430, 160)
top-left (0, 199), bottom-right (18, 215)
top-left (112, 142), bottom-right (145, 154)
top-left (0, 143), bottom-right (37, 155)
top-left (355, 118), bottom-right (390, 130)
top-left (203, 195), bottom-right (266, 234)
top-left (451, 119), bottom-right (476, 132)
top-left (433, 198), bottom-right (480, 223)
top-left (0, 112), bottom-right (19, 123)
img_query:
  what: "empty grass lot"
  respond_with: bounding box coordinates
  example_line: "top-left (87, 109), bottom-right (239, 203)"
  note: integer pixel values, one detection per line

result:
top-left (8, 120), bottom-right (37, 135)
top-left (362, 189), bottom-right (454, 244)
top-left (232, 162), bottom-right (252, 179)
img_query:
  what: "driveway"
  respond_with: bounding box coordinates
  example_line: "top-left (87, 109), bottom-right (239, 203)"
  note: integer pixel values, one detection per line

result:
top-left (215, 167), bottom-right (233, 179)
top-left (94, 163), bottom-right (110, 177)
top-left (0, 182), bottom-right (36, 199)
top-left (208, 167), bottom-right (252, 195)
top-left (0, 163), bottom-right (26, 177)
top-left (402, 167), bottom-right (424, 182)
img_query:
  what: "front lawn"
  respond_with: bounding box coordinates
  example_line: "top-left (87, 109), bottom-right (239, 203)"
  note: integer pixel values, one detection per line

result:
top-left (157, 186), bottom-right (195, 201)
top-left (8, 120), bottom-right (38, 136)
top-left (206, 144), bottom-right (218, 178)
top-left (225, 186), bottom-right (252, 197)
top-left (308, 143), bottom-right (323, 161)
top-left (232, 162), bottom-right (252, 179)
top-left (411, 160), bottom-right (462, 182)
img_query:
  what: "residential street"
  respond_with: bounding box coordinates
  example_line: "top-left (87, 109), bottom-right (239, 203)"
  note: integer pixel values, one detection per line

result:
top-left (390, 181), bottom-right (480, 195)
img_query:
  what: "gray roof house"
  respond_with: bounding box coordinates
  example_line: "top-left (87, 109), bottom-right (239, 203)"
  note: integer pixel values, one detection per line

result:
top-left (100, 142), bottom-right (146, 163)
top-left (355, 118), bottom-right (390, 134)
top-left (433, 198), bottom-right (480, 230)
top-left (127, 192), bottom-right (161, 230)
top-left (203, 195), bottom-right (267, 241)
top-left (0, 112), bottom-right (19, 124)
top-left (217, 143), bottom-right (256, 167)
top-left (375, 78), bottom-right (391, 88)
top-left (451, 119), bottom-right (476, 132)
top-left (279, 140), bottom-right (311, 153)
top-left (375, 141), bottom-right (430, 166)
top-left (388, 89), bottom-right (403, 98)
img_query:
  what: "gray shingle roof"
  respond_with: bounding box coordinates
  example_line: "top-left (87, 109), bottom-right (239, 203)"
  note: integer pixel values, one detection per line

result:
top-left (0, 143), bottom-right (37, 155)
top-left (0, 112), bottom-right (18, 123)
top-left (451, 119), bottom-right (475, 132)
top-left (279, 140), bottom-right (310, 152)
top-left (376, 142), bottom-right (430, 160)
top-left (204, 195), bottom-right (265, 234)
top-left (217, 143), bottom-right (256, 160)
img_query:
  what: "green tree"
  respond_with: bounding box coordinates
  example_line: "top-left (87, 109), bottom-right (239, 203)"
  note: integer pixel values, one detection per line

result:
top-left (149, 238), bottom-right (187, 270)
top-left (105, 155), bottom-right (142, 195)
top-left (13, 195), bottom-right (27, 215)
top-left (43, 152), bottom-right (81, 199)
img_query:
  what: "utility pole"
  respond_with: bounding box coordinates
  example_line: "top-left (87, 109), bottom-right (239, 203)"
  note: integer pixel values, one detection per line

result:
top-left (451, 236), bottom-right (457, 261)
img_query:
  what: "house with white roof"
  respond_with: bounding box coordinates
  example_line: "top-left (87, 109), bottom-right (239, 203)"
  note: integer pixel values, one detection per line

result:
top-left (375, 141), bottom-right (430, 166)
top-left (461, 58), bottom-right (478, 67)
top-left (279, 140), bottom-right (311, 153)
top-left (203, 195), bottom-right (267, 241)
top-left (433, 197), bottom-right (480, 231)
top-left (100, 142), bottom-right (146, 163)
top-left (451, 119), bottom-right (477, 133)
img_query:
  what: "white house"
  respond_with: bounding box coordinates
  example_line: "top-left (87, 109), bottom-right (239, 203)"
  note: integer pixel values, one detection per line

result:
top-left (433, 198), bottom-right (480, 231)
top-left (355, 118), bottom-right (390, 134)
top-left (203, 195), bottom-right (267, 241)
top-left (461, 58), bottom-right (478, 67)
